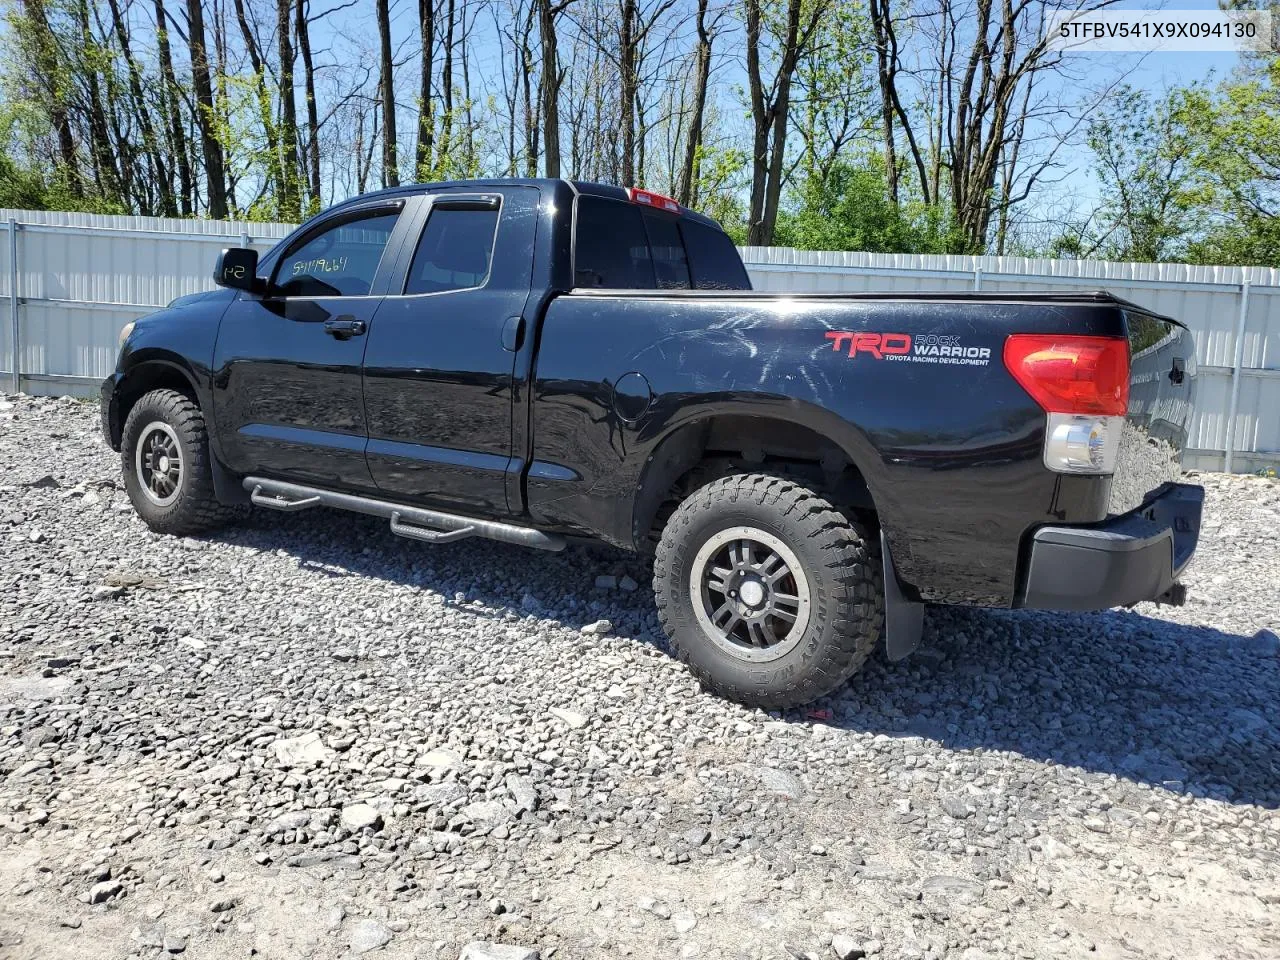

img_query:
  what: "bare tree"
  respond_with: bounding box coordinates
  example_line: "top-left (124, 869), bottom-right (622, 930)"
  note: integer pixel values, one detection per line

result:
top-left (536, 0), bottom-right (576, 177)
top-left (868, 0), bottom-right (1130, 249)
top-left (519, 0), bottom-right (541, 175)
top-left (153, 0), bottom-right (193, 212)
top-left (232, 0), bottom-right (282, 205)
top-left (437, 0), bottom-right (457, 171)
top-left (277, 0), bottom-right (302, 218)
top-left (613, 0), bottom-right (676, 185)
top-left (377, 0), bottom-right (399, 186)
top-left (71, 0), bottom-right (120, 200)
top-left (187, 0), bottom-right (229, 216)
top-left (744, 0), bottom-right (827, 245)
top-left (104, 0), bottom-right (175, 213)
top-left (416, 0), bottom-right (436, 177)
top-left (676, 0), bottom-right (718, 205)
top-left (297, 0), bottom-right (323, 208)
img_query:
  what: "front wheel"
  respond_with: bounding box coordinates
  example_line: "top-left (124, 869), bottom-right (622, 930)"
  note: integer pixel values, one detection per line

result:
top-left (120, 388), bottom-right (243, 536)
top-left (653, 474), bottom-right (884, 709)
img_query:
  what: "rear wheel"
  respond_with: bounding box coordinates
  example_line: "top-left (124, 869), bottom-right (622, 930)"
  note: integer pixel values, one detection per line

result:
top-left (653, 473), bottom-right (883, 709)
top-left (121, 388), bottom-right (244, 535)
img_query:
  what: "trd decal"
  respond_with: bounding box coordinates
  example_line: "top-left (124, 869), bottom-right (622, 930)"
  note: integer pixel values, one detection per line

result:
top-left (824, 331), bottom-right (911, 359)
top-left (824, 332), bottom-right (992, 367)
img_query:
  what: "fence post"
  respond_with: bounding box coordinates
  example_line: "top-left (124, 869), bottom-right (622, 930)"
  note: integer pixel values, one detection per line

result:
top-left (1224, 279), bottom-right (1251, 474)
top-left (241, 230), bottom-right (251, 249)
top-left (973, 266), bottom-right (983, 291)
top-left (7, 218), bottom-right (17, 394)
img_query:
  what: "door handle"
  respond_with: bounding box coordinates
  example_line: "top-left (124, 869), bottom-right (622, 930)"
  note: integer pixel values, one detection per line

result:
top-left (324, 316), bottom-right (366, 340)
top-left (1169, 357), bottom-right (1185, 385)
top-left (501, 316), bottom-right (525, 352)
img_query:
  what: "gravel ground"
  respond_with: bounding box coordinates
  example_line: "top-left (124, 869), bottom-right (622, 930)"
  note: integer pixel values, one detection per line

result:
top-left (1, 393), bottom-right (1278, 960)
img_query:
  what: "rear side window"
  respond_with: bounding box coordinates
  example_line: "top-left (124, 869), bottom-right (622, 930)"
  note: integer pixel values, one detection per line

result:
top-left (406, 204), bottom-right (500, 294)
top-left (574, 196), bottom-right (655, 288)
top-left (274, 211), bottom-right (399, 297)
top-left (643, 213), bottom-right (691, 289)
top-left (680, 219), bottom-right (751, 290)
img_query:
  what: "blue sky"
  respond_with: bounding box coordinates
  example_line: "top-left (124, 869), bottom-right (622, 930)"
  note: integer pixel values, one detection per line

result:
top-left (293, 0), bottom-right (1256, 226)
top-left (1035, 0), bottom-right (1247, 207)
top-left (33, 0), bottom-right (1243, 218)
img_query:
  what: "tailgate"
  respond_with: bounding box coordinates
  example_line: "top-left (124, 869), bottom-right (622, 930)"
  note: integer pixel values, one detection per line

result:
top-left (1110, 309), bottom-right (1196, 514)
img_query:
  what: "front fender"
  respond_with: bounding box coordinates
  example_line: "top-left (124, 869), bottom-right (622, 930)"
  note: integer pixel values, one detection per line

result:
top-left (103, 296), bottom-right (229, 454)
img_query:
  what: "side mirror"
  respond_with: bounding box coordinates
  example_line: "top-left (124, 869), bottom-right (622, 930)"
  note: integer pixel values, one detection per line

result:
top-left (214, 247), bottom-right (261, 293)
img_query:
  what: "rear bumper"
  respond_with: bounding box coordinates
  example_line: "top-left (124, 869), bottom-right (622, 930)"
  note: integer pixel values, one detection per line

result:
top-left (1016, 482), bottom-right (1203, 611)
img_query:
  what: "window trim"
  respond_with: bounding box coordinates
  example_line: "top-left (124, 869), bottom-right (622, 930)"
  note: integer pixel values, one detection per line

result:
top-left (396, 194), bottom-right (504, 298)
top-left (266, 200), bottom-right (405, 301)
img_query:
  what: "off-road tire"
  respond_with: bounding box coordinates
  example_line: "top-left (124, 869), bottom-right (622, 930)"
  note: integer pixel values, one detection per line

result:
top-left (121, 388), bottom-right (244, 535)
top-left (653, 473), bottom-right (884, 709)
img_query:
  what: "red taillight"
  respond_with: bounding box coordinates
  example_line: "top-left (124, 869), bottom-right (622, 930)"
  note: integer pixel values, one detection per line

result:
top-left (1003, 335), bottom-right (1129, 416)
top-left (627, 187), bottom-right (680, 213)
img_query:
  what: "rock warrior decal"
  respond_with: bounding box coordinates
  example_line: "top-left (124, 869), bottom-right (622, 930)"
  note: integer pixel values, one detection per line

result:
top-left (824, 332), bottom-right (992, 366)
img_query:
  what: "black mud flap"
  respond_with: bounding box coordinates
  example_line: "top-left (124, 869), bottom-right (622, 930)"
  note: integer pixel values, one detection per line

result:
top-left (881, 530), bottom-right (924, 661)
top-left (210, 453), bottom-right (251, 506)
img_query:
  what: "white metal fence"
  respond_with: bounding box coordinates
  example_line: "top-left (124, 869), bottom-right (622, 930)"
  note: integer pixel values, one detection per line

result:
top-left (2, 208), bottom-right (1277, 473)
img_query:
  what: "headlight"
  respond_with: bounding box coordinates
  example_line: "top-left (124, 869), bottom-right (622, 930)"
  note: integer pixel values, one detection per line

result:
top-left (118, 321), bottom-right (136, 348)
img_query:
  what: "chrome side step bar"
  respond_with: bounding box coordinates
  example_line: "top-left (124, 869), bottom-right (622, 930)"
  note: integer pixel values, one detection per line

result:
top-left (244, 477), bottom-right (565, 552)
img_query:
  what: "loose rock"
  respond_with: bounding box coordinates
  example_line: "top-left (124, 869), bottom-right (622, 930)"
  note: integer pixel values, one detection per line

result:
top-left (349, 918), bottom-right (393, 955)
top-left (340, 804), bottom-right (383, 833)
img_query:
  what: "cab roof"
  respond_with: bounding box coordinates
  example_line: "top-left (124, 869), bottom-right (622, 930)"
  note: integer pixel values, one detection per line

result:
top-left (326, 178), bottom-right (725, 232)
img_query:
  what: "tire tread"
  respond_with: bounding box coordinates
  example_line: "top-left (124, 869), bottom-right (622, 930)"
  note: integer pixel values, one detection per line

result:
top-left (653, 472), bottom-right (884, 709)
top-left (121, 388), bottom-right (244, 535)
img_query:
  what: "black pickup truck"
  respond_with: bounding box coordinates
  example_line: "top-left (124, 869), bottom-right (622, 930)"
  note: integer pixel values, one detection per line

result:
top-left (101, 178), bottom-right (1203, 708)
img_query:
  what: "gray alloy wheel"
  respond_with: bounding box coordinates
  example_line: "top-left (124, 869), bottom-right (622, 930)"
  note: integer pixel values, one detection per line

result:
top-left (134, 421), bottom-right (184, 507)
top-left (689, 525), bottom-right (813, 662)
top-left (120, 388), bottom-right (246, 536)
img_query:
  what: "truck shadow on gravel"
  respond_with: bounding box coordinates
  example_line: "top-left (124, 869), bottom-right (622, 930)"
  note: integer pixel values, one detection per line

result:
top-left (827, 606), bottom-right (1280, 810)
top-left (217, 509), bottom-right (1279, 810)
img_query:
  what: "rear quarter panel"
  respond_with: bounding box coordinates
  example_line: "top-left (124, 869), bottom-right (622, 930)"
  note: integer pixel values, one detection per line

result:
top-left (1111, 311), bottom-right (1196, 513)
top-left (529, 293), bottom-right (1125, 606)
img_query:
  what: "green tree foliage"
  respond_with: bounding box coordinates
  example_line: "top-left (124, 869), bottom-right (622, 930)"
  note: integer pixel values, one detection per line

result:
top-left (792, 0), bottom-right (875, 184)
top-left (1082, 86), bottom-right (1196, 262)
top-left (1, 0), bottom-right (1276, 266)
top-left (1036, 61), bottom-right (1280, 267)
top-left (1177, 58), bottom-right (1280, 265)
top-left (0, 150), bottom-right (46, 208)
top-left (0, 105), bottom-right (123, 213)
top-left (773, 158), bottom-right (966, 253)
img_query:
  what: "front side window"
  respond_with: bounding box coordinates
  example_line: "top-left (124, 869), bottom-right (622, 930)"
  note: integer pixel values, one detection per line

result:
top-left (405, 204), bottom-right (500, 294)
top-left (273, 210), bottom-right (399, 298)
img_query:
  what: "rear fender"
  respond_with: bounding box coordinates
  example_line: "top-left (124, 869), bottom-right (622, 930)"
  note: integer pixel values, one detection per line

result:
top-left (628, 396), bottom-right (907, 559)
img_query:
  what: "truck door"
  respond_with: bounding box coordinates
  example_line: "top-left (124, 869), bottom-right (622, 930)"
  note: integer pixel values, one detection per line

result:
top-left (361, 187), bottom-right (538, 517)
top-left (211, 199), bottom-right (410, 489)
